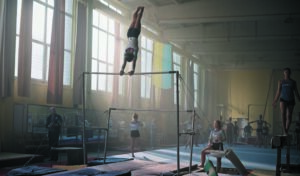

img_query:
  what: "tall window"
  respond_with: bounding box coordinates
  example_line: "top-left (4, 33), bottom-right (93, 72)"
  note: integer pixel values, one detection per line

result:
top-left (193, 63), bottom-right (199, 107)
top-left (91, 10), bottom-right (116, 92)
top-left (140, 35), bottom-right (153, 99)
top-left (173, 52), bottom-right (181, 103)
top-left (15, 0), bottom-right (73, 85)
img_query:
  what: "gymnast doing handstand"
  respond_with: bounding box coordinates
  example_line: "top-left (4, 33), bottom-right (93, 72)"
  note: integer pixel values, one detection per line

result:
top-left (120, 6), bottom-right (144, 76)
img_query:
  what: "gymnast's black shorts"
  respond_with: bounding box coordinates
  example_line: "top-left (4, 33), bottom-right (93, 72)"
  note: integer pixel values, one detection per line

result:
top-left (280, 98), bottom-right (295, 106)
top-left (127, 27), bottom-right (140, 38)
top-left (212, 142), bottom-right (224, 150)
top-left (131, 130), bottom-right (140, 138)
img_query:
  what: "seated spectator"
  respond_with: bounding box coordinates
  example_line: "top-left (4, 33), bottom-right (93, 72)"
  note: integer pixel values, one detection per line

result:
top-left (199, 120), bottom-right (226, 169)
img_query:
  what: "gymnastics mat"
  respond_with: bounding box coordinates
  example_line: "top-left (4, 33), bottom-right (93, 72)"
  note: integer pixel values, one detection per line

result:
top-left (87, 157), bottom-right (133, 166)
top-left (224, 149), bottom-right (248, 175)
top-left (48, 168), bottom-right (131, 176)
top-left (6, 165), bottom-right (66, 176)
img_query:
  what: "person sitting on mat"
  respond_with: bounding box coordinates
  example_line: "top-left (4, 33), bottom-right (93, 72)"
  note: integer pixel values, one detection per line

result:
top-left (272, 67), bottom-right (300, 135)
top-left (199, 120), bottom-right (226, 168)
top-left (120, 6), bottom-right (144, 76)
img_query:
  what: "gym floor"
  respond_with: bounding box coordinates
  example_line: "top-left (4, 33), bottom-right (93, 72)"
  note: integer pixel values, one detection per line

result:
top-left (1, 143), bottom-right (299, 176)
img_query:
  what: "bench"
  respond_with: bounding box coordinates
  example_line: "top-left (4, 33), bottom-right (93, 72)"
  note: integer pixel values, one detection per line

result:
top-left (51, 147), bottom-right (83, 165)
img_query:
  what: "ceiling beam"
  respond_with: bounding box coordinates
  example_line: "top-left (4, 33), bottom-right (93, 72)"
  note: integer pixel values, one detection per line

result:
top-left (155, 0), bottom-right (300, 24)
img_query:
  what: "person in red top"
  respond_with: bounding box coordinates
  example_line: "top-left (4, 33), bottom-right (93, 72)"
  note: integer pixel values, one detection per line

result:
top-left (272, 67), bottom-right (300, 135)
top-left (120, 6), bottom-right (144, 76)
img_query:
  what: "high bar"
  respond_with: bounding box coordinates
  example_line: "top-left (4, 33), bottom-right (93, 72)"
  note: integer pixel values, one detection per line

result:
top-left (109, 107), bottom-right (194, 112)
top-left (83, 71), bottom-right (178, 75)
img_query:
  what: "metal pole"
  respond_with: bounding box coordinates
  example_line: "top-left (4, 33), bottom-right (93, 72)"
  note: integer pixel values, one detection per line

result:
top-left (82, 72), bottom-right (86, 164)
top-left (176, 71), bottom-right (180, 175)
top-left (276, 147), bottom-right (281, 176)
top-left (189, 109), bottom-right (195, 173)
top-left (103, 108), bottom-right (111, 163)
top-left (108, 107), bottom-right (193, 113)
top-left (83, 71), bottom-right (176, 76)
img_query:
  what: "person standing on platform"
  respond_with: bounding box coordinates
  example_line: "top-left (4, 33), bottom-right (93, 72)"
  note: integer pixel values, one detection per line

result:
top-left (130, 113), bottom-right (143, 157)
top-left (249, 114), bottom-right (269, 147)
top-left (226, 117), bottom-right (234, 146)
top-left (46, 107), bottom-right (63, 161)
top-left (262, 122), bottom-right (271, 147)
top-left (120, 6), bottom-right (144, 76)
top-left (272, 67), bottom-right (300, 135)
top-left (244, 122), bottom-right (253, 144)
top-left (233, 121), bottom-right (239, 143)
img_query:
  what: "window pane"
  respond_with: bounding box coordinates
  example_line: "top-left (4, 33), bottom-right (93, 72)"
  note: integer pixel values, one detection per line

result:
top-left (16, 0), bottom-right (21, 35)
top-left (99, 13), bottom-right (107, 30)
top-left (47, 0), bottom-right (54, 7)
top-left (64, 51), bottom-right (71, 85)
top-left (91, 60), bottom-right (97, 90)
top-left (141, 36), bottom-right (146, 48)
top-left (146, 77), bottom-right (151, 98)
top-left (146, 52), bottom-right (152, 72)
top-left (15, 36), bottom-right (19, 76)
top-left (98, 75), bottom-right (105, 91)
top-left (194, 64), bottom-right (198, 72)
top-left (92, 28), bottom-right (99, 58)
top-left (31, 42), bottom-right (44, 79)
top-left (65, 0), bottom-right (73, 15)
top-left (32, 2), bottom-right (45, 42)
top-left (107, 35), bottom-right (114, 64)
top-left (91, 59), bottom-right (97, 72)
top-left (92, 10), bottom-right (99, 26)
top-left (147, 39), bottom-right (153, 51)
top-left (46, 46), bottom-right (50, 80)
top-left (46, 8), bottom-right (53, 44)
top-left (99, 31), bottom-right (107, 61)
top-left (107, 65), bottom-right (113, 92)
top-left (194, 75), bottom-right (198, 89)
top-left (64, 16), bottom-right (72, 50)
top-left (108, 18), bottom-right (114, 34)
top-left (141, 50), bottom-right (146, 71)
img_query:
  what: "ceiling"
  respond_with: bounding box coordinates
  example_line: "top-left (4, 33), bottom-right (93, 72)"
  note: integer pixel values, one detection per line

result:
top-left (112, 0), bottom-right (300, 70)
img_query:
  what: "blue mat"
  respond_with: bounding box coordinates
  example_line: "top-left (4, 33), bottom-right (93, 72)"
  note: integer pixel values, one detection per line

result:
top-left (87, 157), bottom-right (133, 166)
top-left (53, 168), bottom-right (131, 176)
top-left (6, 165), bottom-right (66, 176)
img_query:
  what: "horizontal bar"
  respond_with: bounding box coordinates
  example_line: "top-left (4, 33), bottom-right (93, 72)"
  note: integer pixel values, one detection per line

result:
top-left (83, 71), bottom-right (178, 75)
top-left (109, 107), bottom-right (194, 113)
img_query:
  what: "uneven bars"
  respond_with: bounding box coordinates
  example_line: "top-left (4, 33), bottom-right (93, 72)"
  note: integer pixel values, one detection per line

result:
top-left (83, 71), bottom-right (177, 75)
top-left (109, 107), bottom-right (194, 112)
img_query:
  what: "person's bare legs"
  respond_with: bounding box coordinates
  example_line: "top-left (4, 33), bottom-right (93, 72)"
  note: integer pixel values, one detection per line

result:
top-left (129, 7), bottom-right (139, 28)
top-left (133, 7), bottom-right (144, 29)
top-left (199, 146), bottom-right (211, 167)
top-left (131, 138), bottom-right (135, 157)
top-left (286, 104), bottom-right (294, 134)
top-left (280, 102), bottom-right (288, 135)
